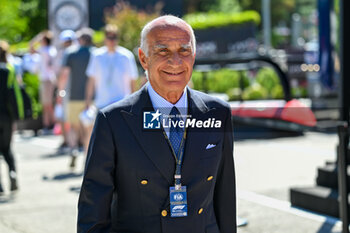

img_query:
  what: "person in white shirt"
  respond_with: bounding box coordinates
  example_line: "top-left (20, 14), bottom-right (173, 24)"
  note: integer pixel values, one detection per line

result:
top-left (85, 24), bottom-right (138, 110)
top-left (22, 45), bottom-right (40, 75)
top-left (31, 31), bottom-right (57, 132)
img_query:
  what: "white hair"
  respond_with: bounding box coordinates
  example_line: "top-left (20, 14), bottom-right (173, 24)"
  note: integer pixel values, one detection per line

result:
top-left (140, 15), bottom-right (196, 57)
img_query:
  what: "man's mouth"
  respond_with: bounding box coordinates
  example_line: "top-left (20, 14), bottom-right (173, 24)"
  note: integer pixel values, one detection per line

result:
top-left (163, 71), bottom-right (184, 76)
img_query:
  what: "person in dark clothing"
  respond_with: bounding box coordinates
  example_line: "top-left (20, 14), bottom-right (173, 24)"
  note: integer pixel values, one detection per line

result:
top-left (56, 28), bottom-right (95, 168)
top-left (0, 40), bottom-right (18, 194)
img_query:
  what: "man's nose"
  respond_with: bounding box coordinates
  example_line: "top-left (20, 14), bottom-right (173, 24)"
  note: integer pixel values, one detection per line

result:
top-left (167, 53), bottom-right (183, 66)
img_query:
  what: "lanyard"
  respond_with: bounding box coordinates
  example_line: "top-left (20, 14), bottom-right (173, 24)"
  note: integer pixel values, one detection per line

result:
top-left (162, 125), bottom-right (188, 190)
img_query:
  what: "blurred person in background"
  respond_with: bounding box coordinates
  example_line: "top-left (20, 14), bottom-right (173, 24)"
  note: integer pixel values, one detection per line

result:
top-left (30, 31), bottom-right (57, 134)
top-left (85, 24), bottom-right (138, 110)
top-left (0, 40), bottom-right (18, 194)
top-left (55, 30), bottom-right (77, 154)
top-left (56, 30), bottom-right (77, 73)
top-left (22, 44), bottom-right (40, 75)
top-left (56, 28), bottom-right (95, 169)
top-left (7, 53), bottom-right (23, 81)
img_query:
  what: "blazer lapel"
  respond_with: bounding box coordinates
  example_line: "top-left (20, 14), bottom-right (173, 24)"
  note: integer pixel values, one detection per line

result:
top-left (121, 85), bottom-right (175, 185)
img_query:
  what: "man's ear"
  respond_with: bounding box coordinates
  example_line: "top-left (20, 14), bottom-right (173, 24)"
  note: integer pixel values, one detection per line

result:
top-left (138, 48), bottom-right (148, 71)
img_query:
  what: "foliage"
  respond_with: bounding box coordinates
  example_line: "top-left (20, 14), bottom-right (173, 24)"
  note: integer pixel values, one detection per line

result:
top-left (271, 85), bottom-right (284, 99)
top-left (240, 0), bottom-right (295, 28)
top-left (22, 72), bottom-right (41, 118)
top-left (192, 67), bottom-right (285, 101)
top-left (191, 71), bottom-right (205, 90)
top-left (10, 41), bottom-right (30, 54)
top-left (210, 0), bottom-right (241, 13)
top-left (226, 88), bottom-right (243, 101)
top-left (0, 0), bottom-right (47, 44)
top-left (183, 11), bottom-right (261, 30)
top-left (20, 0), bottom-right (48, 40)
top-left (0, 0), bottom-right (28, 43)
top-left (184, 0), bottom-right (241, 14)
top-left (105, 1), bottom-right (161, 52)
top-left (256, 67), bottom-right (280, 93)
top-left (242, 83), bottom-right (268, 100)
top-left (333, 0), bottom-right (340, 53)
top-left (291, 86), bottom-right (307, 98)
top-left (295, 0), bottom-right (317, 16)
top-left (192, 69), bottom-right (249, 93)
top-left (270, 0), bottom-right (295, 25)
top-left (271, 30), bottom-right (289, 49)
top-left (256, 67), bottom-right (284, 99)
top-left (208, 69), bottom-right (241, 93)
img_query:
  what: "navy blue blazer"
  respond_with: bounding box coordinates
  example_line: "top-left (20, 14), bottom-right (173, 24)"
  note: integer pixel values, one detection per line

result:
top-left (78, 85), bottom-right (236, 233)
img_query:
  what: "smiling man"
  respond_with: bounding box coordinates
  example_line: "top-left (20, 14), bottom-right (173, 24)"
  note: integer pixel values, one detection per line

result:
top-left (78, 15), bottom-right (236, 233)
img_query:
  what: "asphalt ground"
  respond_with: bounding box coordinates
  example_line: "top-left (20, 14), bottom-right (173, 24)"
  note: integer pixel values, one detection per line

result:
top-left (0, 129), bottom-right (342, 233)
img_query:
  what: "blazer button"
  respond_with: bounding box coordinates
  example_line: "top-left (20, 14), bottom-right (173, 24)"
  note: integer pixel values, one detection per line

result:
top-left (161, 210), bottom-right (168, 217)
top-left (198, 208), bottom-right (204, 214)
top-left (140, 180), bottom-right (148, 185)
top-left (207, 176), bottom-right (213, 181)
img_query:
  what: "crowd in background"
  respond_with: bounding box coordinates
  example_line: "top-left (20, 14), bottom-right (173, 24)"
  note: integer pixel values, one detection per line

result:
top-left (0, 24), bottom-right (141, 194)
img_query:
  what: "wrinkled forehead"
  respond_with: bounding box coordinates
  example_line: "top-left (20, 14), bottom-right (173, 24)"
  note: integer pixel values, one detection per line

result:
top-left (147, 24), bottom-right (192, 46)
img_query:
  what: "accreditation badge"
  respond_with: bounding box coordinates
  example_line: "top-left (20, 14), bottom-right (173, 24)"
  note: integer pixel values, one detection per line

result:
top-left (169, 186), bottom-right (188, 217)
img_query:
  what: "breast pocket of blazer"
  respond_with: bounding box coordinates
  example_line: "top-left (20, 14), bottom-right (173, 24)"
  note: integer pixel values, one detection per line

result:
top-left (200, 140), bottom-right (222, 160)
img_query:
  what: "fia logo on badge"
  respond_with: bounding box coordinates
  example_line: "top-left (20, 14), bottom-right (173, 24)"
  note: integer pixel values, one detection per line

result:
top-left (174, 193), bottom-right (184, 201)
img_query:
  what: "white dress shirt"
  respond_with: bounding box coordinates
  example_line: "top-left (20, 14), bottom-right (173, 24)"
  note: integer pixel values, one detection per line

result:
top-left (147, 82), bottom-right (188, 137)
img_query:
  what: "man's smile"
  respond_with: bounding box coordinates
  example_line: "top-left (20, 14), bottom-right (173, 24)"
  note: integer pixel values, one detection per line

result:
top-left (162, 70), bottom-right (185, 76)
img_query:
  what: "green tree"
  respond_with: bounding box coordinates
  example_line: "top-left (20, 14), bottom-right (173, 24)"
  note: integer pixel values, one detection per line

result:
top-left (0, 0), bottom-right (28, 43)
top-left (21, 0), bottom-right (48, 40)
top-left (0, 0), bottom-right (47, 44)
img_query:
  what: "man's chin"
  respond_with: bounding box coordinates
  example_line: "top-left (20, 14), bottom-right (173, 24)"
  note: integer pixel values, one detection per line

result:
top-left (164, 81), bottom-right (187, 92)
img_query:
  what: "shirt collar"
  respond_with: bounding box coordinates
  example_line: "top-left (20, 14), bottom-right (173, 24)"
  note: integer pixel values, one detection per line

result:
top-left (147, 82), bottom-right (187, 117)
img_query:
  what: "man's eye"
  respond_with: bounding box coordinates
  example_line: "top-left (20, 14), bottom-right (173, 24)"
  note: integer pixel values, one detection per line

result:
top-left (159, 49), bottom-right (168, 54)
top-left (180, 48), bottom-right (191, 55)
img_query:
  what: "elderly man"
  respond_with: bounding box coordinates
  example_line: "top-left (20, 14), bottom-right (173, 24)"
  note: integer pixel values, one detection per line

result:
top-left (78, 15), bottom-right (236, 233)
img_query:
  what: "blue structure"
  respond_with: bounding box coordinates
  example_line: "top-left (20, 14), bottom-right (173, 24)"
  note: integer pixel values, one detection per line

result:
top-left (317, 0), bottom-right (334, 89)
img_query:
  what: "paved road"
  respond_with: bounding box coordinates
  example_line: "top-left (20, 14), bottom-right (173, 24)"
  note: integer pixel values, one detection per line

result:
top-left (235, 131), bottom-right (341, 233)
top-left (0, 130), bottom-right (342, 233)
